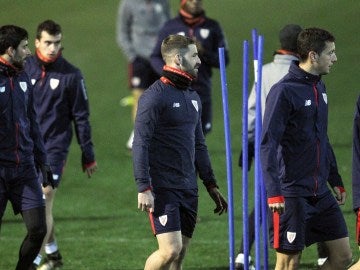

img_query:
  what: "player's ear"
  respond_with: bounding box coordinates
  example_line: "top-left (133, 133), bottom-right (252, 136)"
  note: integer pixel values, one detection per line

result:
top-left (174, 53), bottom-right (182, 67)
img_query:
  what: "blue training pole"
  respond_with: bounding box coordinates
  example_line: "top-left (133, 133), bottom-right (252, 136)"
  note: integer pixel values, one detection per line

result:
top-left (255, 35), bottom-right (269, 270)
top-left (242, 40), bottom-right (250, 270)
top-left (218, 47), bottom-right (235, 270)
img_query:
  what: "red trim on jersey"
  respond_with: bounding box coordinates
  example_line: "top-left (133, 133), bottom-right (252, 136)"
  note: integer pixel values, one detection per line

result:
top-left (0, 56), bottom-right (18, 71)
top-left (267, 196), bottom-right (284, 204)
top-left (36, 49), bottom-right (61, 64)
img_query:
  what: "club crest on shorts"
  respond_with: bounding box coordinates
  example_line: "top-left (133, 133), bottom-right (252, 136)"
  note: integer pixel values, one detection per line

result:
top-left (19, 82), bottom-right (27, 92)
top-left (50, 78), bottom-right (60, 90)
top-left (322, 93), bottom-right (328, 104)
top-left (192, 100), bottom-right (198, 112)
top-left (287, 231), bottom-right (296, 243)
top-left (159, 215), bottom-right (167, 226)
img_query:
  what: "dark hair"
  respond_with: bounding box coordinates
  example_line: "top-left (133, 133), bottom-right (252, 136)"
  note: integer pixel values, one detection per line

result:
top-left (0, 25), bottom-right (28, 54)
top-left (36, 20), bottom-right (62, 39)
top-left (161, 34), bottom-right (195, 59)
top-left (297, 27), bottom-right (335, 61)
top-left (279, 24), bottom-right (303, 52)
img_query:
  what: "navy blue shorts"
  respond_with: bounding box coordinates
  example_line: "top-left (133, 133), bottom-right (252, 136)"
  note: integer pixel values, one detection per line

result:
top-left (38, 160), bottom-right (65, 188)
top-left (129, 57), bottom-right (159, 89)
top-left (268, 191), bottom-right (348, 251)
top-left (149, 188), bottom-right (198, 238)
top-left (0, 165), bottom-right (44, 216)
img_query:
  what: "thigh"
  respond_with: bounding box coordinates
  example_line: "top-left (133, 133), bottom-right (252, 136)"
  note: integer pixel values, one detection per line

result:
top-left (9, 165), bottom-right (44, 215)
top-left (130, 57), bottom-right (158, 89)
top-left (179, 189), bottom-right (198, 238)
top-left (156, 231), bottom-right (183, 253)
top-left (268, 197), bottom-right (306, 251)
top-left (305, 192), bottom-right (348, 246)
top-left (151, 189), bottom-right (182, 236)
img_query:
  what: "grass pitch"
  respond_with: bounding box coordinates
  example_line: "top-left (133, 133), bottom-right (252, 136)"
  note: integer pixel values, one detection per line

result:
top-left (1, 1), bottom-right (359, 269)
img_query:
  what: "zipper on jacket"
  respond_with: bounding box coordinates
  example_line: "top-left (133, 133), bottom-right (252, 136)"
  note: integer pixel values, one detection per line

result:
top-left (312, 83), bottom-right (319, 195)
top-left (9, 77), bottom-right (20, 165)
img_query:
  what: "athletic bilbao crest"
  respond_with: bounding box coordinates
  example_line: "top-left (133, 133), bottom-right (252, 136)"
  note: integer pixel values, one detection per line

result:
top-left (0, 86), bottom-right (5, 93)
top-left (159, 215), bottom-right (167, 226)
top-left (19, 82), bottom-right (27, 92)
top-left (322, 93), bottom-right (328, 104)
top-left (50, 78), bottom-right (59, 90)
top-left (31, 79), bottom-right (36, 85)
top-left (192, 100), bottom-right (198, 112)
top-left (200, 28), bottom-right (210, 39)
top-left (287, 231), bottom-right (296, 243)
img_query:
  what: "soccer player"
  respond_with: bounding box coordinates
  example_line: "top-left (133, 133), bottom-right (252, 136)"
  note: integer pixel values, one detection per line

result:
top-left (133, 34), bottom-right (227, 270)
top-left (25, 20), bottom-right (97, 269)
top-left (236, 24), bottom-right (344, 269)
top-left (260, 27), bottom-right (352, 269)
top-left (116, 0), bottom-right (171, 150)
top-left (0, 24), bottom-right (54, 270)
top-left (151, 0), bottom-right (229, 135)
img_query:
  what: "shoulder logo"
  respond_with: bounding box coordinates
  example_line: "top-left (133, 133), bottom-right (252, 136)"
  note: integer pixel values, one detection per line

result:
top-left (192, 100), bottom-right (198, 112)
top-left (322, 93), bottom-right (327, 104)
top-left (50, 78), bottom-right (59, 90)
top-left (19, 82), bottom-right (27, 92)
top-left (173, 102), bottom-right (180, 108)
top-left (304, 100), bottom-right (311, 106)
top-left (200, 28), bottom-right (210, 39)
top-left (287, 231), bottom-right (296, 243)
top-left (159, 215), bottom-right (168, 226)
top-left (0, 86), bottom-right (5, 93)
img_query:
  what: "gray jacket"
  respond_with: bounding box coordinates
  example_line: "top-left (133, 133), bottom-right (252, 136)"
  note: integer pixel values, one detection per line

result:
top-left (116, 0), bottom-right (171, 61)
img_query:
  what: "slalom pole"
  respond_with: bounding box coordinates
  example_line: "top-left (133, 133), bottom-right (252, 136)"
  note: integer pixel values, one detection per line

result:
top-left (252, 29), bottom-right (263, 270)
top-left (242, 40), bottom-right (250, 270)
top-left (255, 35), bottom-right (269, 270)
top-left (218, 47), bottom-right (235, 270)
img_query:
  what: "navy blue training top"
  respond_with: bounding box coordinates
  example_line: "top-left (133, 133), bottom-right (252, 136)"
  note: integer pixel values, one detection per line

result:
top-left (132, 78), bottom-right (216, 192)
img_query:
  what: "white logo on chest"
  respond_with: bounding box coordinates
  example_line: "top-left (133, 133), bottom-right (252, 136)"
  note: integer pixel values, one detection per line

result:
top-left (173, 102), bottom-right (180, 108)
top-left (192, 100), bottom-right (198, 112)
top-left (50, 78), bottom-right (59, 90)
top-left (19, 82), bottom-right (27, 92)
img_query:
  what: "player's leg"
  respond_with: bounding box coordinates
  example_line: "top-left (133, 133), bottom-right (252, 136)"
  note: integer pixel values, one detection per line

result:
top-left (348, 246), bottom-right (360, 270)
top-left (169, 235), bottom-right (191, 270)
top-left (144, 231), bottom-right (183, 270)
top-left (274, 250), bottom-right (301, 270)
top-left (235, 208), bottom-right (256, 269)
top-left (319, 237), bottom-right (352, 270)
top-left (36, 164), bottom-right (64, 269)
top-left (199, 96), bottom-right (212, 135)
top-left (317, 241), bottom-right (328, 266)
top-left (17, 207), bottom-right (47, 270)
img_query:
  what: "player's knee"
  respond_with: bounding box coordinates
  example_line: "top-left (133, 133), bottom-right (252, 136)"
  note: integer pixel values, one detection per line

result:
top-left (161, 244), bottom-right (182, 263)
top-left (28, 221), bottom-right (47, 243)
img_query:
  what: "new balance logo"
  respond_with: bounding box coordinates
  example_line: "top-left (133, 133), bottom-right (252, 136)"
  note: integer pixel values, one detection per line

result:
top-left (305, 100), bottom-right (311, 106)
top-left (173, 102), bottom-right (180, 108)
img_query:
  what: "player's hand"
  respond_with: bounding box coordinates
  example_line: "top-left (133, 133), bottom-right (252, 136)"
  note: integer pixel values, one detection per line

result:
top-left (238, 142), bottom-right (255, 171)
top-left (333, 186), bottom-right (346, 205)
top-left (40, 164), bottom-right (55, 189)
top-left (207, 187), bottom-right (228, 215)
top-left (138, 190), bottom-right (154, 213)
top-left (84, 162), bottom-right (98, 178)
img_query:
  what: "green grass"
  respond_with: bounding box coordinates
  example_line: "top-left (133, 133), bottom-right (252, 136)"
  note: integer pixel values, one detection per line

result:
top-left (1, 0), bottom-right (359, 269)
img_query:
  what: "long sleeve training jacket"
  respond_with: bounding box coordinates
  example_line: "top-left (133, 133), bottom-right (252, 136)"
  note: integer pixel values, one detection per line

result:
top-left (261, 62), bottom-right (333, 199)
top-left (132, 78), bottom-right (216, 192)
top-left (0, 58), bottom-right (47, 167)
top-left (25, 55), bottom-right (95, 165)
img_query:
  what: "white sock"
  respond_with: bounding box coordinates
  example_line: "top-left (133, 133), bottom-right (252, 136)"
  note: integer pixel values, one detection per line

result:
top-left (126, 130), bottom-right (134, 149)
top-left (235, 253), bottom-right (252, 264)
top-left (33, 254), bottom-right (42, 265)
top-left (45, 241), bottom-right (58, 254)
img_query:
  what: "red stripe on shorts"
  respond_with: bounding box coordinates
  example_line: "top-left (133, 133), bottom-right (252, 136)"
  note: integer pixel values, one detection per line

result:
top-left (148, 212), bottom-right (156, 236)
top-left (273, 212), bottom-right (280, 249)
top-left (357, 211), bottom-right (360, 245)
